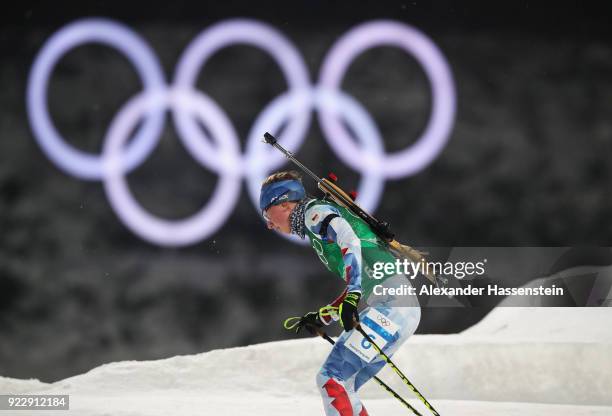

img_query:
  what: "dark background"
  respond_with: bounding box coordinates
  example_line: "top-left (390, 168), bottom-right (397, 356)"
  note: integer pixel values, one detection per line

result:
top-left (1, 1), bottom-right (611, 382)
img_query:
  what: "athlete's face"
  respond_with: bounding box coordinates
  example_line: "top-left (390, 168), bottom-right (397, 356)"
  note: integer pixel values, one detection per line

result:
top-left (264, 202), bottom-right (296, 234)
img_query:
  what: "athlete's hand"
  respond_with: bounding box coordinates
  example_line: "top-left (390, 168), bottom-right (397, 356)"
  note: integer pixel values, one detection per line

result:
top-left (296, 311), bottom-right (324, 335)
top-left (339, 292), bottom-right (360, 330)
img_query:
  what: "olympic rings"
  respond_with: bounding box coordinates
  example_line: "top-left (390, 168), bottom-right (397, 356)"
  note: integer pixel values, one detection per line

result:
top-left (376, 315), bottom-right (391, 327)
top-left (27, 17), bottom-right (456, 246)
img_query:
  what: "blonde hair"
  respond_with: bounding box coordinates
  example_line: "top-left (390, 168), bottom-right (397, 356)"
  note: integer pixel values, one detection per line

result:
top-left (262, 170), bottom-right (302, 186)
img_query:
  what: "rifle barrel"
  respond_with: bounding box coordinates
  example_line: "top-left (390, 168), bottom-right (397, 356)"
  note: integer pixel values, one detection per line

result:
top-left (264, 133), bottom-right (322, 183)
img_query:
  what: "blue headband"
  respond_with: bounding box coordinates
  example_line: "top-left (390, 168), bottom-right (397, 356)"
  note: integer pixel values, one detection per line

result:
top-left (259, 179), bottom-right (306, 212)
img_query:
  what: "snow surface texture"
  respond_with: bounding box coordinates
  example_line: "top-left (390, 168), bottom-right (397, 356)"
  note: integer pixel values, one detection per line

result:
top-left (1, 307), bottom-right (611, 416)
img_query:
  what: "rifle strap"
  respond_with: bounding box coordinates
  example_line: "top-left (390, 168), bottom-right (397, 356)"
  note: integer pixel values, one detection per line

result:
top-left (319, 214), bottom-right (339, 240)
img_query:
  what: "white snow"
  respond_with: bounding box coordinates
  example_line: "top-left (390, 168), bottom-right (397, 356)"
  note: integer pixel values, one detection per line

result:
top-left (1, 307), bottom-right (611, 416)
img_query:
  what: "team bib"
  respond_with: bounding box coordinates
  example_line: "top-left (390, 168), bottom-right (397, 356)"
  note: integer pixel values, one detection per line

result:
top-left (345, 309), bottom-right (400, 363)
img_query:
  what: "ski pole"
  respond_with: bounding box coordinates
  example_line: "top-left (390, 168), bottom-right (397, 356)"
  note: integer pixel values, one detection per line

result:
top-left (354, 324), bottom-right (441, 416)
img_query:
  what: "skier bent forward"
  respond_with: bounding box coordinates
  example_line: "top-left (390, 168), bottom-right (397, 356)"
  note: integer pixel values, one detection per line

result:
top-left (260, 170), bottom-right (421, 416)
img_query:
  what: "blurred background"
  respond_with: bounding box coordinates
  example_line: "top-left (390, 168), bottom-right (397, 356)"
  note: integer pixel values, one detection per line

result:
top-left (1, 1), bottom-right (611, 382)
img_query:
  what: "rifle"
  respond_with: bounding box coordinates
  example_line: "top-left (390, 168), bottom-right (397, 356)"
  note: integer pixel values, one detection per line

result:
top-left (263, 132), bottom-right (438, 285)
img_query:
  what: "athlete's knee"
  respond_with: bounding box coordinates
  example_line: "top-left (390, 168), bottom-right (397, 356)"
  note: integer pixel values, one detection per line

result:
top-left (316, 369), bottom-right (328, 390)
top-left (318, 376), bottom-right (353, 415)
top-left (317, 371), bottom-right (347, 399)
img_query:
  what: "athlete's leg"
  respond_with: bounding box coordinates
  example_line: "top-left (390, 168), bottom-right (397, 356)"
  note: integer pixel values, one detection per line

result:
top-left (316, 305), bottom-right (420, 415)
top-left (344, 372), bottom-right (371, 416)
top-left (316, 355), bottom-right (371, 416)
top-left (316, 331), bottom-right (365, 416)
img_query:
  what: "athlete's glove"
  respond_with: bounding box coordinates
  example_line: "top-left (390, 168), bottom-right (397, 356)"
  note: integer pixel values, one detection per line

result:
top-left (294, 311), bottom-right (324, 335)
top-left (283, 305), bottom-right (340, 335)
top-left (339, 292), bottom-right (360, 330)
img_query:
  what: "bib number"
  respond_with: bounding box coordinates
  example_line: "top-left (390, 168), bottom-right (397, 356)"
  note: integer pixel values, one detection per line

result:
top-left (345, 309), bottom-right (400, 363)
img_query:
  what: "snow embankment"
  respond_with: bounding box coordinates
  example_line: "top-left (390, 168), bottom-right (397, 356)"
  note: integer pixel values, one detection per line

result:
top-left (1, 307), bottom-right (611, 415)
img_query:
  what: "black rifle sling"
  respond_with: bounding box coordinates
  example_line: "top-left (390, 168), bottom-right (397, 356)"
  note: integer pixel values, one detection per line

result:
top-left (318, 214), bottom-right (340, 240)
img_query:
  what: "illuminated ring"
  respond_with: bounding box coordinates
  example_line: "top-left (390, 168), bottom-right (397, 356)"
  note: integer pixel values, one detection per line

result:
top-left (27, 18), bottom-right (457, 246)
top-left (318, 20), bottom-right (456, 179)
top-left (27, 18), bottom-right (166, 180)
top-left (173, 19), bottom-right (311, 175)
top-left (102, 88), bottom-right (241, 246)
top-left (244, 87), bottom-right (386, 244)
